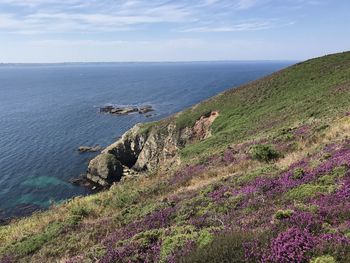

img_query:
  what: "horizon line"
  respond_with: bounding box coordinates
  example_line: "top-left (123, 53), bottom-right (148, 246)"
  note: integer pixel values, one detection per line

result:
top-left (0, 59), bottom-right (298, 65)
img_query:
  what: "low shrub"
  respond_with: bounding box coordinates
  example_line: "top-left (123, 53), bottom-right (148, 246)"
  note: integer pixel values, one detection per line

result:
top-left (285, 183), bottom-right (335, 201)
top-left (331, 165), bottom-right (348, 178)
top-left (274, 209), bottom-right (294, 220)
top-left (178, 230), bottom-right (255, 263)
top-left (276, 127), bottom-right (295, 141)
top-left (68, 206), bottom-right (91, 225)
top-left (250, 145), bottom-right (281, 163)
top-left (313, 234), bottom-right (350, 263)
top-left (11, 222), bottom-right (63, 256)
top-left (70, 206), bottom-right (90, 218)
top-left (292, 168), bottom-right (305, 179)
top-left (310, 255), bottom-right (336, 263)
top-left (109, 185), bottom-right (140, 209)
top-left (263, 227), bottom-right (315, 263)
top-left (160, 226), bottom-right (199, 263)
top-left (315, 124), bottom-right (330, 132)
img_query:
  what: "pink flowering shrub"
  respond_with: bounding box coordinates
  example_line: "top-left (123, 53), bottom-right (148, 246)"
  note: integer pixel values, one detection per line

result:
top-left (263, 228), bottom-right (315, 263)
top-left (169, 164), bottom-right (205, 186)
top-left (61, 140), bottom-right (350, 263)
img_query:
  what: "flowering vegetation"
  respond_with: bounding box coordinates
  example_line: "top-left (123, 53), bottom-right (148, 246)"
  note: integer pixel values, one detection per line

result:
top-left (263, 227), bottom-right (315, 262)
top-left (1, 51), bottom-right (350, 263)
top-left (2, 128), bottom-right (344, 263)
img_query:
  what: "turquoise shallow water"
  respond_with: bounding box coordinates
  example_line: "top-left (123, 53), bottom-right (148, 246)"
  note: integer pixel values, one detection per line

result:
top-left (0, 61), bottom-right (293, 219)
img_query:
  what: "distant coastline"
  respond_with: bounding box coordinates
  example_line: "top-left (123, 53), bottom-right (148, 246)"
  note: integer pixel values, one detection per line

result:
top-left (0, 60), bottom-right (298, 66)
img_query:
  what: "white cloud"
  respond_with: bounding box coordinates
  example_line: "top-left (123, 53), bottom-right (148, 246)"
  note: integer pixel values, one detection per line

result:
top-left (0, 1), bottom-right (197, 34)
top-left (201, 0), bottom-right (221, 6)
top-left (180, 21), bottom-right (273, 32)
top-left (237, 0), bottom-right (258, 9)
top-left (0, 0), bottom-right (341, 62)
top-left (0, 0), bottom-right (305, 35)
top-left (0, 1), bottom-right (196, 34)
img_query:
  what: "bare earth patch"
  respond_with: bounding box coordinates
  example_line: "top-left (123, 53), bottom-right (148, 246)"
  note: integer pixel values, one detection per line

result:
top-left (192, 111), bottom-right (219, 141)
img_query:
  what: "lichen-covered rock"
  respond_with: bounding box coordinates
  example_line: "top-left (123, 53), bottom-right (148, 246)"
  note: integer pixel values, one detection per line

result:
top-left (133, 123), bottom-right (181, 171)
top-left (86, 153), bottom-right (123, 186)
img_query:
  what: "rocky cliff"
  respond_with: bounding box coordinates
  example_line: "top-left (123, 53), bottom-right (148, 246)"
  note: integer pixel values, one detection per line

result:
top-left (86, 111), bottom-right (218, 186)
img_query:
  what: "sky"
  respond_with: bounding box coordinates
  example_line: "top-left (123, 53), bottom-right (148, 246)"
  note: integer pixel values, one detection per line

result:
top-left (0, 0), bottom-right (349, 62)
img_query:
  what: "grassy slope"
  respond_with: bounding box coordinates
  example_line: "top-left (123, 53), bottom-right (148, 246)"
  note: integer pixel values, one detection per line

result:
top-left (1, 52), bottom-right (350, 263)
top-left (177, 51), bottom-right (350, 159)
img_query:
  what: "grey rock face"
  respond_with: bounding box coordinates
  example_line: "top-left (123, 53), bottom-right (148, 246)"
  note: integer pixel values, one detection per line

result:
top-left (85, 111), bottom-right (218, 186)
top-left (133, 123), bottom-right (181, 171)
top-left (86, 153), bottom-right (123, 186)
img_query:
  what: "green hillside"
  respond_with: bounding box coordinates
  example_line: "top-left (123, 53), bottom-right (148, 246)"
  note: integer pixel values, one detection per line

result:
top-left (1, 51), bottom-right (350, 263)
top-left (176, 51), bottom-right (350, 159)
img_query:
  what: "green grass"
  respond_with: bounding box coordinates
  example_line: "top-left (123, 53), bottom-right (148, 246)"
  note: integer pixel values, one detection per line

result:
top-left (176, 52), bottom-right (350, 159)
top-left (9, 222), bottom-right (64, 256)
top-left (286, 165), bottom-right (349, 202)
top-left (310, 255), bottom-right (337, 263)
top-left (274, 209), bottom-right (294, 220)
top-left (285, 183), bottom-right (336, 201)
top-left (178, 230), bottom-right (258, 263)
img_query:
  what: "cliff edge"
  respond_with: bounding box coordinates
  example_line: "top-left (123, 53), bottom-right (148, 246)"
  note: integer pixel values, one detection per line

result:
top-left (86, 111), bottom-right (219, 186)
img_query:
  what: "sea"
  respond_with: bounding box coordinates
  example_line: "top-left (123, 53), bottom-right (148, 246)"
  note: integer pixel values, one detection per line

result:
top-left (0, 61), bottom-right (293, 220)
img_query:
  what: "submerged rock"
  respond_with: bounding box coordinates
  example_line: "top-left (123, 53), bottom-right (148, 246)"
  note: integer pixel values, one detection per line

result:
top-left (78, 145), bottom-right (102, 153)
top-left (70, 176), bottom-right (92, 187)
top-left (138, 105), bottom-right (154, 114)
top-left (100, 105), bottom-right (114, 113)
top-left (13, 204), bottom-right (42, 218)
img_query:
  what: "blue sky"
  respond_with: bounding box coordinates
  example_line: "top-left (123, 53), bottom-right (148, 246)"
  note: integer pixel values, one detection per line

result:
top-left (0, 0), bottom-right (349, 62)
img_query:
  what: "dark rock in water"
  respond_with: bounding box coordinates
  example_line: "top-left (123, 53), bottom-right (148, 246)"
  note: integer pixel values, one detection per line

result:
top-left (0, 209), bottom-right (6, 225)
top-left (100, 105), bottom-right (154, 116)
top-left (100, 105), bottom-right (138, 115)
top-left (138, 106), bottom-right (154, 114)
top-left (69, 175), bottom-right (103, 191)
top-left (0, 204), bottom-right (42, 224)
top-left (100, 105), bottom-right (114, 113)
top-left (86, 153), bottom-right (123, 186)
top-left (70, 176), bottom-right (90, 186)
top-left (78, 145), bottom-right (102, 153)
top-left (13, 204), bottom-right (42, 218)
top-left (0, 217), bottom-right (9, 226)
top-left (111, 107), bottom-right (138, 115)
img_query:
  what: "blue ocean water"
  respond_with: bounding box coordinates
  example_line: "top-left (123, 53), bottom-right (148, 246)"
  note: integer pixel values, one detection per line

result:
top-left (0, 61), bottom-right (293, 219)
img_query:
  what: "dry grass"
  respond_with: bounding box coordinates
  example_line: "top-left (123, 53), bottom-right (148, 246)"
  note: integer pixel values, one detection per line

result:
top-left (0, 209), bottom-right (63, 249)
top-left (276, 115), bottom-right (350, 170)
top-left (276, 150), bottom-right (306, 170)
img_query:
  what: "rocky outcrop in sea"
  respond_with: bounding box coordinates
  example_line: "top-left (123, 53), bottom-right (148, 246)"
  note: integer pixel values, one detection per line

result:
top-left (85, 111), bottom-right (218, 186)
top-left (100, 105), bottom-right (154, 115)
